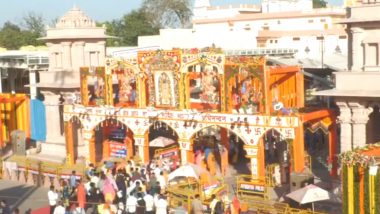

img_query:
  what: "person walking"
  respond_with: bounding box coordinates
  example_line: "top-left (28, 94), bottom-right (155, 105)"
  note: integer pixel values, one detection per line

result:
top-left (191, 194), bottom-right (203, 214)
top-left (143, 192), bottom-right (154, 214)
top-left (48, 186), bottom-right (59, 214)
top-left (76, 180), bottom-right (87, 213)
top-left (154, 194), bottom-right (168, 214)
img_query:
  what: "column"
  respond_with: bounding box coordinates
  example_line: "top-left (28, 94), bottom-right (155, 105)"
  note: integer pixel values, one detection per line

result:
top-left (41, 91), bottom-right (64, 143)
top-left (64, 121), bottom-right (74, 165)
top-left (350, 103), bottom-right (372, 149)
top-left (337, 102), bottom-right (352, 153)
top-left (97, 41), bottom-right (106, 65)
top-left (350, 27), bottom-right (364, 71)
top-left (9, 70), bottom-right (15, 94)
top-left (293, 123), bottom-right (305, 173)
top-left (29, 69), bottom-right (37, 99)
top-left (134, 134), bottom-right (149, 164)
top-left (62, 42), bottom-right (72, 69)
top-left (83, 129), bottom-right (96, 164)
top-left (328, 120), bottom-right (338, 177)
top-left (76, 41), bottom-right (85, 67)
top-left (178, 138), bottom-right (192, 165)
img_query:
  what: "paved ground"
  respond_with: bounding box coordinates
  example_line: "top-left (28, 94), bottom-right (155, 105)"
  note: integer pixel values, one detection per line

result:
top-left (0, 180), bottom-right (49, 213)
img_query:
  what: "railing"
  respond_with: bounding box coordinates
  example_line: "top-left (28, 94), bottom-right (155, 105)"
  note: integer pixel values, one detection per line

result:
top-left (225, 48), bottom-right (298, 56)
top-left (2, 155), bottom-right (86, 186)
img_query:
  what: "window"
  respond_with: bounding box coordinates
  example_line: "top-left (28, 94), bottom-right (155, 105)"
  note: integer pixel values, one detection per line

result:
top-left (277, 20), bottom-right (281, 24)
top-left (275, 40), bottom-right (278, 43)
top-left (320, 19), bottom-right (326, 23)
top-left (339, 35), bottom-right (347, 39)
top-left (270, 40), bottom-right (273, 43)
top-left (89, 51), bottom-right (99, 66)
top-left (293, 37), bottom-right (300, 41)
top-left (262, 26), bottom-right (269, 30)
top-left (308, 19), bottom-right (314, 23)
top-left (316, 36), bottom-right (324, 40)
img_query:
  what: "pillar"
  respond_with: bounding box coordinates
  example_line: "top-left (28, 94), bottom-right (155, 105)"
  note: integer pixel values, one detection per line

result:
top-left (29, 70), bottom-right (37, 99)
top-left (62, 42), bottom-right (72, 69)
top-left (134, 134), bottom-right (149, 164)
top-left (76, 41), bottom-right (85, 68)
top-left (350, 27), bottom-right (364, 71)
top-left (293, 123), bottom-right (305, 173)
top-left (65, 121), bottom-right (74, 165)
top-left (296, 71), bottom-right (304, 108)
top-left (337, 102), bottom-right (352, 153)
top-left (83, 129), bottom-right (96, 164)
top-left (350, 103), bottom-right (372, 149)
top-left (328, 120), bottom-right (338, 177)
top-left (178, 139), bottom-right (192, 165)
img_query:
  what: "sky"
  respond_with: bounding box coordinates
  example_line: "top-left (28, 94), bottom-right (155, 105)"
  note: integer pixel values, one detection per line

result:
top-left (0, 0), bottom-right (343, 27)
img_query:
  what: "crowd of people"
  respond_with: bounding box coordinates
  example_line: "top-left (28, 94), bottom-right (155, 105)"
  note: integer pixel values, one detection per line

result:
top-left (46, 158), bottom-right (235, 214)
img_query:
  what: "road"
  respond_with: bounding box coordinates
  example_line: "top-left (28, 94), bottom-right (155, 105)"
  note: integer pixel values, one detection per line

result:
top-left (0, 180), bottom-right (49, 213)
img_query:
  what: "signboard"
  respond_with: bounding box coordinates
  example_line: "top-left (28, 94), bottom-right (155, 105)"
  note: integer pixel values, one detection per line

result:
top-left (239, 182), bottom-right (265, 194)
top-left (109, 142), bottom-right (127, 158)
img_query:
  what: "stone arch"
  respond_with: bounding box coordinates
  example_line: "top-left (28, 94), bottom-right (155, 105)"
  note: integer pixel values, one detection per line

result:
top-left (142, 120), bottom-right (180, 138)
top-left (259, 127), bottom-right (292, 184)
top-left (92, 118), bottom-right (135, 162)
top-left (144, 120), bottom-right (181, 165)
top-left (189, 124), bottom-right (248, 145)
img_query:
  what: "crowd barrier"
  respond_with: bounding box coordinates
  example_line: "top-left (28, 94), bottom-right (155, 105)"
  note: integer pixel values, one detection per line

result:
top-left (1, 156), bottom-right (86, 188)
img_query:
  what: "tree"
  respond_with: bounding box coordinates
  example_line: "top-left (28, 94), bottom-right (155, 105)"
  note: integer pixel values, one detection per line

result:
top-left (141, 0), bottom-right (193, 28)
top-left (102, 9), bottom-right (159, 46)
top-left (21, 12), bottom-right (46, 37)
top-left (313, 0), bottom-right (327, 8)
top-left (0, 22), bottom-right (24, 49)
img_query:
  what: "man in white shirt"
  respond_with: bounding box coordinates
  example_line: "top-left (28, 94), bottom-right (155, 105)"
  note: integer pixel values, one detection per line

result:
top-left (143, 192), bottom-right (155, 214)
top-left (157, 171), bottom-right (166, 191)
top-left (48, 185), bottom-right (59, 214)
top-left (53, 201), bottom-right (65, 214)
top-left (154, 194), bottom-right (168, 214)
top-left (126, 193), bottom-right (138, 214)
top-left (209, 194), bottom-right (218, 214)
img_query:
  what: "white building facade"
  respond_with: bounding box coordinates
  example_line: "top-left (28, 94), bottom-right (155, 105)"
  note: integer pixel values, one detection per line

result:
top-left (315, 0), bottom-right (380, 152)
top-left (138, 0), bottom-right (347, 60)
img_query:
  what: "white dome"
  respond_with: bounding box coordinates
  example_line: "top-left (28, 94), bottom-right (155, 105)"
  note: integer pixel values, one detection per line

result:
top-left (56, 6), bottom-right (95, 28)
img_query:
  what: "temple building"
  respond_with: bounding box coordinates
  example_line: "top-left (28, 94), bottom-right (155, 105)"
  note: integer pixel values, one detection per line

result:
top-left (33, 6), bottom-right (110, 161)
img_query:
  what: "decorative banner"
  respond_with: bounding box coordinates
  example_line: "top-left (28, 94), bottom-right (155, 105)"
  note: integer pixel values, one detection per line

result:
top-left (109, 142), bottom-right (127, 158)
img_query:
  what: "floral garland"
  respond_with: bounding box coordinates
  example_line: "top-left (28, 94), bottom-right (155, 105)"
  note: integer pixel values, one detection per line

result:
top-left (339, 142), bottom-right (380, 167)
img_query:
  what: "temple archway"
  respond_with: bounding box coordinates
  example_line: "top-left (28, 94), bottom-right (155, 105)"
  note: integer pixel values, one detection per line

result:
top-left (147, 121), bottom-right (180, 170)
top-left (191, 125), bottom-right (250, 176)
top-left (261, 128), bottom-right (291, 185)
top-left (93, 118), bottom-right (134, 162)
top-left (305, 122), bottom-right (331, 181)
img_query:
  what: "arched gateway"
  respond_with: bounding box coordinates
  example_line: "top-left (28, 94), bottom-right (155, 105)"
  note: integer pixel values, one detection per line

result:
top-left (64, 49), bottom-right (338, 181)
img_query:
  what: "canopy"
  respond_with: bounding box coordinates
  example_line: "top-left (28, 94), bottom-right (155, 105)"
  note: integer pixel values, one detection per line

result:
top-left (168, 163), bottom-right (209, 181)
top-left (149, 136), bottom-right (176, 147)
top-left (286, 184), bottom-right (330, 204)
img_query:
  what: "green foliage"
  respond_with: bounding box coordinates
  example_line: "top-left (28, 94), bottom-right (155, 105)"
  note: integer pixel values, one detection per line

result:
top-left (313, 0), bottom-right (327, 8)
top-left (102, 9), bottom-right (159, 47)
top-left (0, 13), bottom-right (46, 50)
top-left (141, 0), bottom-right (192, 28)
